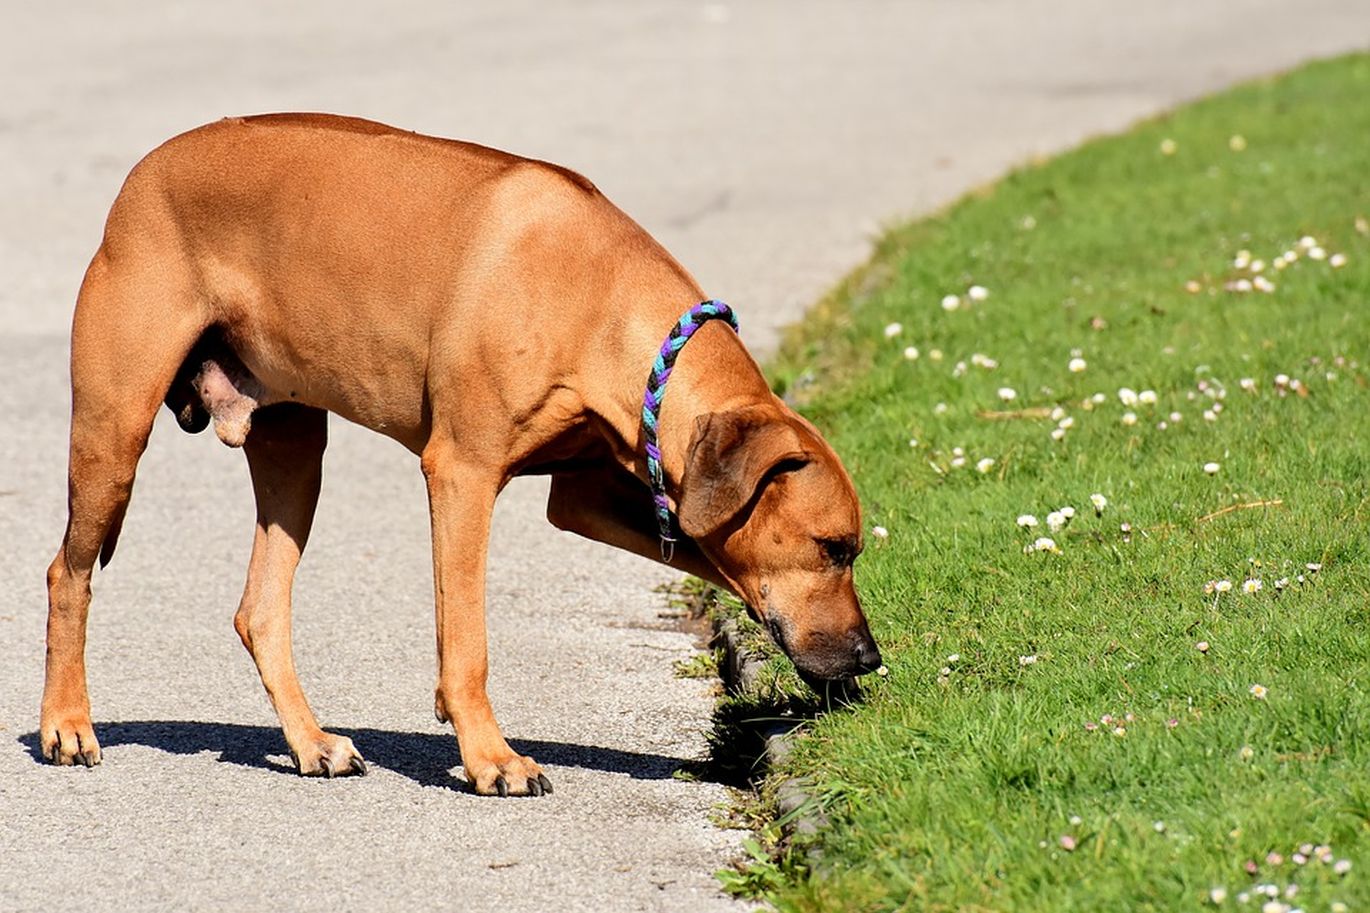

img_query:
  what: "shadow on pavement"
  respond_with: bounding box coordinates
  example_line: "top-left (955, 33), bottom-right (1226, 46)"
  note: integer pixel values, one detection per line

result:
top-left (18, 720), bottom-right (704, 792)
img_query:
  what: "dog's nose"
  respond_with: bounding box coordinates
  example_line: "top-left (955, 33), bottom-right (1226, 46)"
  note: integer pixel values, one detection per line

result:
top-left (853, 636), bottom-right (883, 674)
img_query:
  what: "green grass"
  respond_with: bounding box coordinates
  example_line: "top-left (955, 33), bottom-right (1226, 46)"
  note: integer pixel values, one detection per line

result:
top-left (738, 53), bottom-right (1370, 912)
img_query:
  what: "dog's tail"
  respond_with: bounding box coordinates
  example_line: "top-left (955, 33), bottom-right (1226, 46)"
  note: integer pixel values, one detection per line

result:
top-left (97, 502), bottom-right (129, 569)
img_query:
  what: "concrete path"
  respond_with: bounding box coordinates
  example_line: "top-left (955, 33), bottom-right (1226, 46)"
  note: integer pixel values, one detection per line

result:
top-left (3, 3), bottom-right (1367, 912)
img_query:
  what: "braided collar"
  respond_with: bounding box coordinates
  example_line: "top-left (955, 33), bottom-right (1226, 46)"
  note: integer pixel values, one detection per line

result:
top-left (641, 300), bottom-right (740, 562)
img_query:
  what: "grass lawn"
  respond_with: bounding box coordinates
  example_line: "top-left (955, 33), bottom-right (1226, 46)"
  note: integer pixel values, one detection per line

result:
top-left (727, 53), bottom-right (1370, 912)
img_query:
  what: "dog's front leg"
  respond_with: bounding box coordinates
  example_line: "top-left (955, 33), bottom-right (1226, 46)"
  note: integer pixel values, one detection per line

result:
top-left (422, 447), bottom-right (551, 797)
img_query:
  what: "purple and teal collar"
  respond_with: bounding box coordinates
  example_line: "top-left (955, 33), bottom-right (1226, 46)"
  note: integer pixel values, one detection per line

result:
top-left (641, 300), bottom-right (739, 562)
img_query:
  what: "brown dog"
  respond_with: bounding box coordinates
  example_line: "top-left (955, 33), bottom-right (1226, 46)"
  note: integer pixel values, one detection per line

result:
top-left (41, 114), bottom-right (881, 796)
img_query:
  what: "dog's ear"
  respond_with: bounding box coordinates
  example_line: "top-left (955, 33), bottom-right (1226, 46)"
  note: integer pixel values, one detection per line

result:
top-left (677, 406), bottom-right (814, 539)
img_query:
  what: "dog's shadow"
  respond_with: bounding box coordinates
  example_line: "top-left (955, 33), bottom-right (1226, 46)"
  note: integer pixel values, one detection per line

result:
top-left (18, 721), bottom-right (703, 793)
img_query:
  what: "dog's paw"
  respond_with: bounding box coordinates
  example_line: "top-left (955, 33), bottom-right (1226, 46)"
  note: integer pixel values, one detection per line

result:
top-left (291, 732), bottom-right (367, 779)
top-left (466, 753), bottom-right (552, 797)
top-left (40, 713), bottom-right (102, 768)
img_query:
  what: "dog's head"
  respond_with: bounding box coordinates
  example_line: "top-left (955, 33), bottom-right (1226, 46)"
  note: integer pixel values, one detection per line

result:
top-left (678, 403), bottom-right (882, 681)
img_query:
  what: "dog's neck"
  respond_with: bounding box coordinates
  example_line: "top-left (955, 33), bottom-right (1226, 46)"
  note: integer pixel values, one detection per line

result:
top-left (593, 317), bottom-right (774, 498)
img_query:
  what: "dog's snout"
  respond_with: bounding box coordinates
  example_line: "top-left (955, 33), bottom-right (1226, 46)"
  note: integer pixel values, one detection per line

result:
top-left (853, 634), bottom-right (883, 674)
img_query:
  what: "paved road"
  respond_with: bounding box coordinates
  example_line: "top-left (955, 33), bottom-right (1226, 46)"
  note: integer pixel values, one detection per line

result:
top-left (3, 3), bottom-right (1368, 912)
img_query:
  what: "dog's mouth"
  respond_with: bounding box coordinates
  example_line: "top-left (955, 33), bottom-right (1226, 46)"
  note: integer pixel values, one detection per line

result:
top-left (759, 603), bottom-right (883, 684)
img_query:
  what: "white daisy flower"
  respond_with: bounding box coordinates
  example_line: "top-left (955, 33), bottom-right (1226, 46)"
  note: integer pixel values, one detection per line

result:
top-left (1214, 579), bottom-right (1233, 593)
top-left (1196, 641), bottom-right (1210, 653)
top-left (1046, 511), bottom-right (1066, 533)
top-left (1249, 683), bottom-right (1267, 699)
top-left (1203, 461), bottom-right (1221, 474)
top-left (871, 525), bottom-right (889, 539)
top-left (929, 348), bottom-right (944, 361)
top-left (967, 285), bottom-right (989, 302)
top-left (934, 402), bottom-right (949, 415)
top-left (976, 457), bottom-right (996, 474)
top-left (1330, 252), bottom-right (1348, 268)
top-left (1253, 276), bottom-right (1276, 293)
top-left (1058, 416), bottom-right (1075, 430)
top-left (1091, 392), bottom-right (1107, 404)
top-left (1308, 246), bottom-right (1328, 261)
top-left (1059, 506), bottom-right (1076, 519)
top-left (1240, 377), bottom-right (1256, 391)
top-left (1051, 428), bottom-right (1066, 441)
top-left (884, 322), bottom-right (903, 338)
top-left (1090, 493), bottom-right (1107, 513)
top-left (1203, 409), bottom-right (1217, 422)
top-left (1068, 357), bottom-right (1087, 373)
top-left (1243, 578), bottom-right (1262, 594)
top-left (1019, 653), bottom-right (1039, 665)
top-left (941, 294), bottom-right (962, 311)
top-left (1118, 387), bottom-right (1139, 406)
top-left (903, 345), bottom-right (920, 360)
top-left (998, 387), bottom-right (1017, 402)
top-left (1121, 412), bottom-right (1138, 426)
top-left (1159, 138), bottom-right (1177, 155)
top-left (1017, 514), bottom-right (1039, 528)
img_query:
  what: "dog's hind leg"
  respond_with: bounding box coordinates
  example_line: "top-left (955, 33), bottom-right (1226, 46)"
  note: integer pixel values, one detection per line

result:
top-left (41, 249), bottom-right (206, 767)
top-left (233, 403), bottom-right (365, 778)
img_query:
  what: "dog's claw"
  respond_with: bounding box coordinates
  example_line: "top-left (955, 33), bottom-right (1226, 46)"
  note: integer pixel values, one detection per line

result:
top-left (528, 776), bottom-right (543, 797)
top-left (537, 774), bottom-right (553, 795)
top-left (495, 775), bottom-right (509, 798)
top-left (350, 756), bottom-right (368, 776)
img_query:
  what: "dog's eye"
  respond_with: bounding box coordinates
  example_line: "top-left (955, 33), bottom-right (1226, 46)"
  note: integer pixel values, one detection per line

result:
top-left (818, 537), bottom-right (858, 567)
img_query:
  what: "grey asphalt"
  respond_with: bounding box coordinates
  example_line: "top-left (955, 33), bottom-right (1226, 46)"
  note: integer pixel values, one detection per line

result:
top-left (3, 3), bottom-right (1368, 912)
